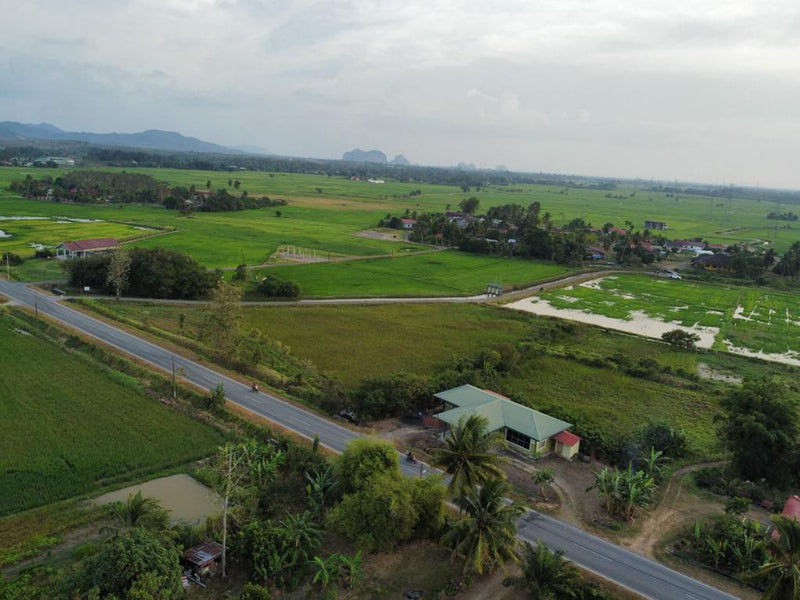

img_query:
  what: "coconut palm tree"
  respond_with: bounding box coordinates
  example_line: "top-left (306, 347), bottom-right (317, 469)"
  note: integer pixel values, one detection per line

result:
top-left (516, 540), bottom-right (581, 600)
top-left (434, 414), bottom-right (508, 501)
top-left (105, 490), bottom-right (170, 533)
top-left (749, 515), bottom-right (800, 600)
top-left (442, 477), bottom-right (524, 575)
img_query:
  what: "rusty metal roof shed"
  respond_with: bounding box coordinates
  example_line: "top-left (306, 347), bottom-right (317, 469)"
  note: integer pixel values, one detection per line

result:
top-left (182, 541), bottom-right (224, 568)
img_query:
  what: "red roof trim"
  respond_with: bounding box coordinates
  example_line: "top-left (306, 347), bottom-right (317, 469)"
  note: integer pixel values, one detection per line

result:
top-left (61, 238), bottom-right (119, 251)
top-left (553, 430), bottom-right (581, 446)
top-left (782, 495), bottom-right (800, 520)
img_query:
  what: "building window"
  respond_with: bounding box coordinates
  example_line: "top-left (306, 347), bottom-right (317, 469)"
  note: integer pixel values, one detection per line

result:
top-left (536, 439), bottom-right (549, 452)
top-left (505, 428), bottom-right (531, 450)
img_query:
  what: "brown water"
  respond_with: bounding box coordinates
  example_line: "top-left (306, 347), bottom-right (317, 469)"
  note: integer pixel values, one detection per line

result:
top-left (92, 474), bottom-right (221, 524)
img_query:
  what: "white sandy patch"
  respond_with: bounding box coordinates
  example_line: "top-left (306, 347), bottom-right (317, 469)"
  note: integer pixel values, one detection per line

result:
top-left (579, 276), bottom-right (616, 290)
top-left (28, 242), bottom-right (50, 250)
top-left (732, 305), bottom-right (750, 321)
top-left (563, 285), bottom-right (574, 290)
top-left (354, 229), bottom-right (404, 242)
top-left (0, 229), bottom-right (10, 238)
top-left (723, 341), bottom-right (800, 368)
top-left (557, 295), bottom-right (579, 303)
top-left (504, 297), bottom-right (719, 348)
top-left (706, 310), bottom-right (724, 315)
top-left (56, 217), bottom-right (104, 223)
top-left (670, 305), bottom-right (689, 312)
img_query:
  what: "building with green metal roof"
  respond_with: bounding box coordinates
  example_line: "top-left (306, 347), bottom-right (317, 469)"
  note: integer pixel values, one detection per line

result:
top-left (433, 384), bottom-right (581, 458)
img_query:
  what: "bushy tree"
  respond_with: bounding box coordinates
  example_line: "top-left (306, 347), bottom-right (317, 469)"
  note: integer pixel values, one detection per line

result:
top-left (335, 438), bottom-right (400, 495)
top-left (661, 329), bottom-right (700, 350)
top-left (76, 528), bottom-right (182, 599)
top-left (203, 281), bottom-right (243, 358)
top-left (64, 247), bottom-right (214, 299)
top-left (720, 379), bottom-right (800, 488)
top-left (459, 196), bottom-right (480, 214)
top-left (637, 423), bottom-right (690, 459)
top-left (240, 512), bottom-right (321, 588)
top-left (106, 246), bottom-right (130, 299)
top-left (328, 473), bottom-right (419, 552)
top-left (256, 275), bottom-right (300, 298)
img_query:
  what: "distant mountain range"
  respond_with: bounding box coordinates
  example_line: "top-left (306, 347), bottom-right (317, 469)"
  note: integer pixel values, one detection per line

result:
top-left (342, 149), bottom-right (411, 165)
top-left (0, 121), bottom-right (246, 155)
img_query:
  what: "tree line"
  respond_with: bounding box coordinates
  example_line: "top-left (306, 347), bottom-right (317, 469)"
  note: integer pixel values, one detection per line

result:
top-left (9, 171), bottom-right (285, 213)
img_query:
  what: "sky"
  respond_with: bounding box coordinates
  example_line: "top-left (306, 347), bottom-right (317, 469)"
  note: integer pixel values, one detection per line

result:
top-left (2, 0), bottom-right (800, 188)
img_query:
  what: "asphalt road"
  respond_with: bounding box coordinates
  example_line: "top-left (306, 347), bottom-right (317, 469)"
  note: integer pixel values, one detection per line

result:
top-left (0, 280), bottom-right (738, 600)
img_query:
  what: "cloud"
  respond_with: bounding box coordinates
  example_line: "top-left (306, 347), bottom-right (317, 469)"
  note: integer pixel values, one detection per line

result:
top-left (2, 0), bottom-right (800, 186)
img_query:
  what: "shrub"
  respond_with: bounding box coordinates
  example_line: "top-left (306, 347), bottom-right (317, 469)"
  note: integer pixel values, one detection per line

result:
top-left (661, 329), bottom-right (700, 350)
top-left (637, 423), bottom-right (690, 459)
top-left (1, 252), bottom-right (23, 266)
top-left (256, 275), bottom-right (300, 298)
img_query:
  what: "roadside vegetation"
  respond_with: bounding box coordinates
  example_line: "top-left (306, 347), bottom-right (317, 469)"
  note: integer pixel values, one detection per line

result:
top-left (83, 298), bottom-right (798, 460)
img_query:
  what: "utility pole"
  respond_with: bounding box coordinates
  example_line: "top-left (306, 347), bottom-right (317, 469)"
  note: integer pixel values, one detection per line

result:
top-left (5, 252), bottom-right (9, 279)
top-left (34, 296), bottom-right (38, 319)
top-left (171, 356), bottom-right (185, 399)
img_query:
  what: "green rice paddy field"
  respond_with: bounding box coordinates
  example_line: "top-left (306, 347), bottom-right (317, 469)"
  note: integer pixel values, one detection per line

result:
top-left (539, 274), bottom-right (800, 356)
top-left (2, 166), bottom-right (799, 273)
top-left (0, 312), bottom-right (223, 515)
top-left (245, 251), bottom-right (569, 297)
top-left (92, 300), bottom-right (799, 456)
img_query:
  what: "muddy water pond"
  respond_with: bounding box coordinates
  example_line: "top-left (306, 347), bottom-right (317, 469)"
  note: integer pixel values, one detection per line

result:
top-left (92, 474), bottom-right (220, 524)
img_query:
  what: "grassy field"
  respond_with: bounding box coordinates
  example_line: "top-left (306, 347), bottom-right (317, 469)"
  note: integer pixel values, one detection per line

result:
top-left (89, 299), bottom-right (800, 457)
top-left (538, 274), bottom-right (800, 356)
top-left (0, 312), bottom-right (223, 515)
top-left (244, 250), bottom-right (569, 297)
top-left (0, 217), bottom-right (151, 257)
top-left (2, 166), bottom-right (800, 273)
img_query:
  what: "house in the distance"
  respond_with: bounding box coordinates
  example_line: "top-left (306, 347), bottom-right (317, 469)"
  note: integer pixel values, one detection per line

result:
top-left (692, 253), bottom-right (732, 271)
top-left (644, 220), bottom-right (668, 231)
top-left (399, 218), bottom-right (416, 230)
top-left (56, 238), bottom-right (120, 259)
top-left (666, 240), bottom-right (706, 254)
top-left (432, 384), bottom-right (581, 459)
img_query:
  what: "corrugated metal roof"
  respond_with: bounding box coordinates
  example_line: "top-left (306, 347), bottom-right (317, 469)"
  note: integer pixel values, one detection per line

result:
top-left (183, 541), bottom-right (224, 567)
top-left (434, 384), bottom-right (572, 442)
top-left (59, 238), bottom-right (119, 252)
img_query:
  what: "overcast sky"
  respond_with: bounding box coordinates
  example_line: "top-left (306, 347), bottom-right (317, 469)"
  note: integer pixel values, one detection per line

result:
top-left (2, 0), bottom-right (800, 188)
